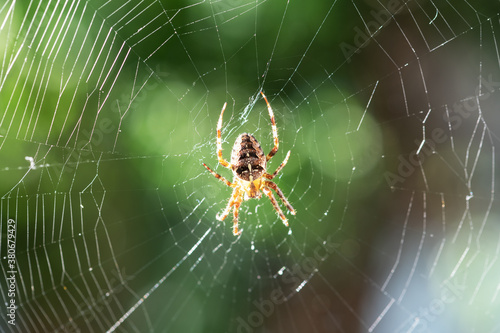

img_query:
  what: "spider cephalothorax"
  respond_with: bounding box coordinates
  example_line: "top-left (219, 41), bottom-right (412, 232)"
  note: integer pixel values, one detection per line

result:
top-left (203, 91), bottom-right (296, 235)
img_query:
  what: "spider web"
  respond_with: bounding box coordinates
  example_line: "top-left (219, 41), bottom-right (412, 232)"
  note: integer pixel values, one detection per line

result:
top-left (1, 0), bottom-right (500, 332)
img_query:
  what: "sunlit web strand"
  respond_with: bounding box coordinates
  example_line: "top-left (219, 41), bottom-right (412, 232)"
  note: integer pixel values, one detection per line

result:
top-left (106, 227), bottom-right (211, 332)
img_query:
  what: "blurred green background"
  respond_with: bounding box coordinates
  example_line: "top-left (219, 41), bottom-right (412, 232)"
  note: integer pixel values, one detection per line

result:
top-left (1, 1), bottom-right (499, 332)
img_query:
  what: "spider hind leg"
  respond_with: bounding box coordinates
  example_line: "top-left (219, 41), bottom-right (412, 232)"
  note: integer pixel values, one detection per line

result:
top-left (203, 163), bottom-right (233, 187)
top-left (217, 102), bottom-right (231, 168)
top-left (260, 91), bottom-right (280, 161)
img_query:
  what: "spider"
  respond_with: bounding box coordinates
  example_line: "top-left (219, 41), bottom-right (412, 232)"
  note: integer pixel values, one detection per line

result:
top-left (203, 91), bottom-right (296, 235)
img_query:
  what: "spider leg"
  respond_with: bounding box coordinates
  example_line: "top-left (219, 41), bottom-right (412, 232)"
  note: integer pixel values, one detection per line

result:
top-left (203, 163), bottom-right (233, 187)
top-left (260, 91), bottom-right (279, 161)
top-left (232, 197), bottom-right (242, 235)
top-left (216, 187), bottom-right (240, 222)
top-left (264, 181), bottom-right (296, 216)
top-left (264, 150), bottom-right (291, 180)
top-left (262, 187), bottom-right (289, 227)
top-left (217, 102), bottom-right (231, 168)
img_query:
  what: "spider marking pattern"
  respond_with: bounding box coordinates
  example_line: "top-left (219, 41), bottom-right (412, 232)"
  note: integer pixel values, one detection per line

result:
top-left (203, 91), bottom-right (296, 235)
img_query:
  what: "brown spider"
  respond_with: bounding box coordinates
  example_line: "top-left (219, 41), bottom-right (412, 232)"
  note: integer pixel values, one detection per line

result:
top-left (203, 91), bottom-right (296, 235)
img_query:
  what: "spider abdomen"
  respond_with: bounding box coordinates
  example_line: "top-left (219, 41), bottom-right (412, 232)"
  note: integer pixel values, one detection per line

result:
top-left (231, 133), bottom-right (266, 181)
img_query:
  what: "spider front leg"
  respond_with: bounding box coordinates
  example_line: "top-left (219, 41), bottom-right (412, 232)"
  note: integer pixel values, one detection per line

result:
top-left (264, 181), bottom-right (296, 216)
top-left (262, 187), bottom-right (289, 227)
top-left (216, 187), bottom-right (243, 235)
top-left (232, 197), bottom-right (242, 236)
top-left (216, 187), bottom-right (239, 220)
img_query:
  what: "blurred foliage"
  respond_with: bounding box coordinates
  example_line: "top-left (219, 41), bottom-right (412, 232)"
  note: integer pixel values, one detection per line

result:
top-left (1, 0), bottom-right (498, 332)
